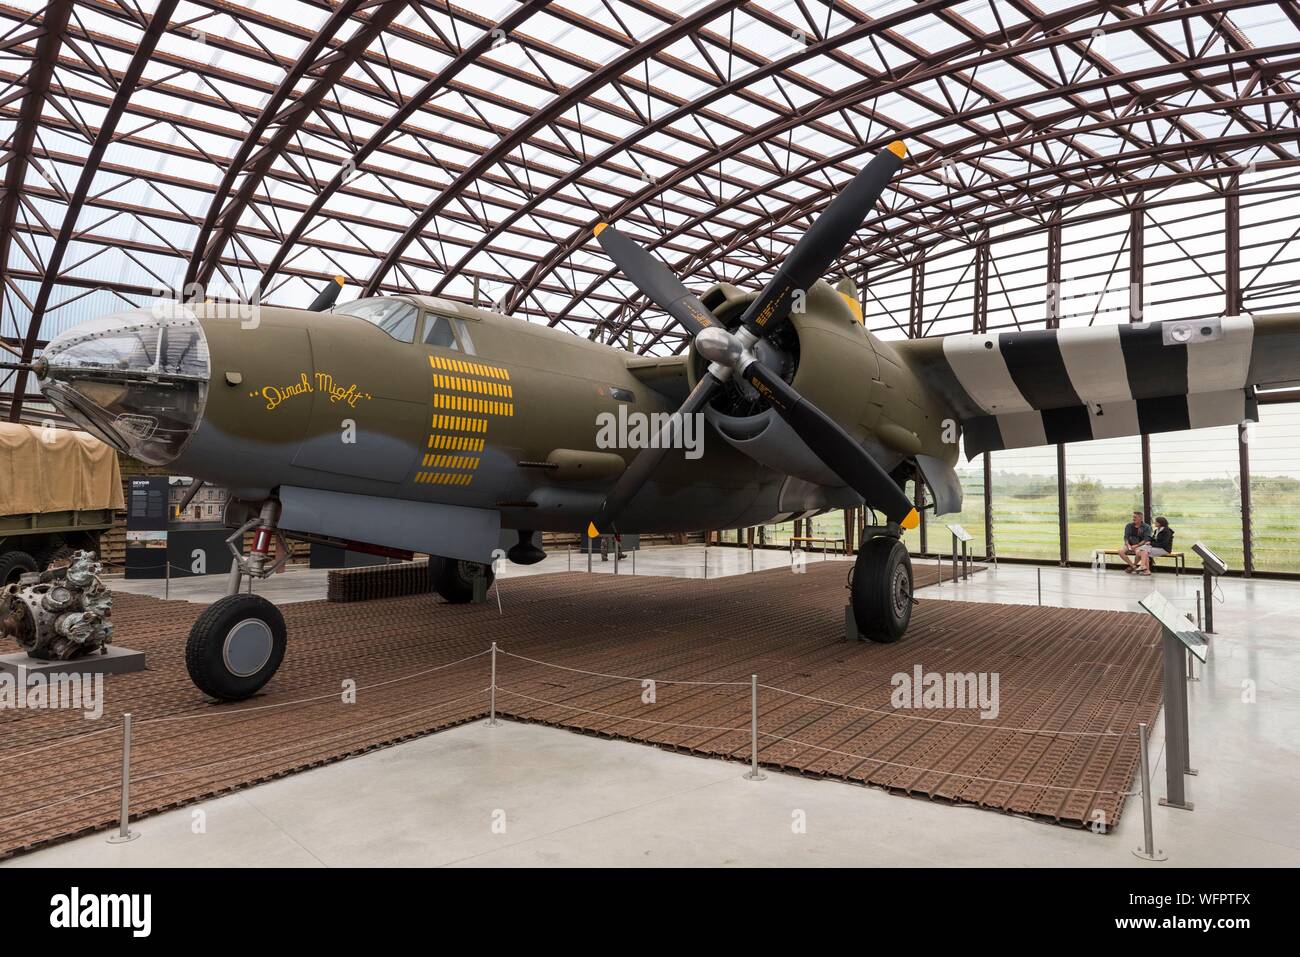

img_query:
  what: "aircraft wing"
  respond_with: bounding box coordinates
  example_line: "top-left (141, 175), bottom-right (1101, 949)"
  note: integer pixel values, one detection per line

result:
top-left (896, 313), bottom-right (1300, 458)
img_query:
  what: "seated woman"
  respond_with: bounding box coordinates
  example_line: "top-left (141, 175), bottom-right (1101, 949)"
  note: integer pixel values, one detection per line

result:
top-left (1136, 517), bottom-right (1175, 576)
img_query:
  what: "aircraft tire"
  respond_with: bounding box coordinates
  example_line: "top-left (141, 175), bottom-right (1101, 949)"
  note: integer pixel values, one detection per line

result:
top-left (0, 549), bottom-right (38, 587)
top-left (429, 557), bottom-right (495, 603)
top-left (185, 594), bottom-right (287, 701)
top-left (851, 536), bottom-right (913, 643)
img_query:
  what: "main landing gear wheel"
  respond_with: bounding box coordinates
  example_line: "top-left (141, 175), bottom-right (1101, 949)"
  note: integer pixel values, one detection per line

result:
top-left (850, 536), bottom-right (913, 643)
top-left (186, 593), bottom-right (287, 701)
top-left (428, 556), bottom-right (494, 603)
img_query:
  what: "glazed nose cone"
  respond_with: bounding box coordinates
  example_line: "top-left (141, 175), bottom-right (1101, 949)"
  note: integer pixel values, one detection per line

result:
top-left (39, 304), bottom-right (210, 465)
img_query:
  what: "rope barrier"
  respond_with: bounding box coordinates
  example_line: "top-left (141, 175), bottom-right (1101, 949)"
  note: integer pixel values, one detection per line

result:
top-left (495, 688), bottom-right (749, 734)
top-left (756, 684), bottom-right (1136, 737)
top-left (0, 685), bottom-right (493, 828)
top-left (0, 647), bottom-right (492, 774)
top-left (136, 648), bottom-right (492, 726)
top-left (756, 729), bottom-right (1141, 797)
top-left (0, 725), bottom-right (116, 767)
top-left (499, 648), bottom-right (1141, 741)
top-left (497, 650), bottom-right (750, 687)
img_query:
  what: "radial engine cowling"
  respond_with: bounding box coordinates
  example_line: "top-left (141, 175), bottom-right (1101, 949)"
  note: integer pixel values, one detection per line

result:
top-left (686, 279), bottom-right (905, 490)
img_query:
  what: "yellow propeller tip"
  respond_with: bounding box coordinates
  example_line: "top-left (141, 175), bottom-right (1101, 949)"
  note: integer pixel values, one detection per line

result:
top-left (901, 508), bottom-right (920, 530)
top-left (587, 522), bottom-right (600, 538)
top-left (334, 275), bottom-right (346, 286)
top-left (887, 140), bottom-right (907, 159)
top-left (593, 222), bottom-right (608, 237)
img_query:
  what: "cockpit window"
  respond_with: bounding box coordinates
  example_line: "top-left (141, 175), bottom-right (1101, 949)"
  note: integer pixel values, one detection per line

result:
top-left (423, 313), bottom-right (459, 350)
top-left (333, 298), bottom-right (419, 343)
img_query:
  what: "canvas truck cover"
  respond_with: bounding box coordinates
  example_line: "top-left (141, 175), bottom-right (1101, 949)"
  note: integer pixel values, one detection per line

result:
top-left (0, 422), bottom-right (126, 515)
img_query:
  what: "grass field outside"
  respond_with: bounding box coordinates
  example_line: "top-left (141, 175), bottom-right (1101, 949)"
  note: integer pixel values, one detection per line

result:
top-left (748, 469), bottom-right (1299, 573)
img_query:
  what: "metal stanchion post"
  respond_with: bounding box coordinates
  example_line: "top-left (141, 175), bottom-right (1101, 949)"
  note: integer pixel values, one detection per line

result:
top-left (165, 561), bottom-right (170, 600)
top-left (1159, 629), bottom-right (1195, 810)
top-left (744, 674), bottom-right (765, 781)
top-left (568, 545), bottom-right (571, 572)
top-left (1132, 722), bottom-right (1166, 861)
top-left (1202, 569), bottom-right (1215, 633)
top-left (614, 540), bottom-right (619, 576)
top-left (587, 541), bottom-right (592, 574)
top-left (1037, 567), bottom-right (1042, 605)
top-left (703, 544), bottom-right (708, 580)
top-left (1196, 590), bottom-right (1202, 630)
top-left (107, 712), bottom-right (139, 844)
top-left (632, 547), bottom-right (636, 575)
top-left (488, 641), bottom-right (499, 727)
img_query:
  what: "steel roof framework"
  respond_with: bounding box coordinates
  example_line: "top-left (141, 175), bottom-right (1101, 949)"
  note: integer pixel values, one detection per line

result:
top-left (1, 0), bottom-right (1298, 411)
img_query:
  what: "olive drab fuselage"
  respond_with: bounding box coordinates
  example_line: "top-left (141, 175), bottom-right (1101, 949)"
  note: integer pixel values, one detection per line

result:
top-left (171, 289), bottom-right (957, 535)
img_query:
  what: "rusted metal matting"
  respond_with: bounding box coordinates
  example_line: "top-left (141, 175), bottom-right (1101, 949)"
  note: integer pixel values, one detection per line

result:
top-left (0, 562), bottom-right (1158, 858)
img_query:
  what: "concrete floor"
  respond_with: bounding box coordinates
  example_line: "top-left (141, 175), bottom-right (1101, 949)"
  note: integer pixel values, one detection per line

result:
top-left (23, 556), bottom-right (1300, 867)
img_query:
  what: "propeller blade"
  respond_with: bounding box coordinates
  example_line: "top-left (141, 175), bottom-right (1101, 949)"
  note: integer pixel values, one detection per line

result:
top-left (588, 371), bottom-right (722, 536)
top-left (743, 361), bottom-right (917, 527)
top-left (736, 141), bottom-right (906, 340)
top-left (309, 275), bottom-right (346, 311)
top-left (594, 223), bottom-right (716, 338)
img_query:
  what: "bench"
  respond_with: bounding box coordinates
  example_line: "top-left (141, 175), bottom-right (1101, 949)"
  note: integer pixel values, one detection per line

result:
top-left (789, 536), bottom-right (846, 555)
top-left (1093, 548), bottom-right (1186, 575)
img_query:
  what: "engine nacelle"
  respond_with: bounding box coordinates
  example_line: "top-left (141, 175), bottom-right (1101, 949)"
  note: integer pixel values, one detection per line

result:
top-left (686, 279), bottom-right (911, 491)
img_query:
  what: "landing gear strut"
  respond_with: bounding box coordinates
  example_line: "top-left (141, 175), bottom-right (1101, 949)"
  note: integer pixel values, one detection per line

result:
top-left (428, 556), bottom-right (495, 603)
top-left (186, 499), bottom-right (291, 701)
top-left (849, 529), bottom-right (913, 643)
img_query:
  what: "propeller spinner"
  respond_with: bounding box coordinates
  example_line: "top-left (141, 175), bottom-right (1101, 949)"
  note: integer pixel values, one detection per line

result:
top-left (589, 141), bottom-right (919, 538)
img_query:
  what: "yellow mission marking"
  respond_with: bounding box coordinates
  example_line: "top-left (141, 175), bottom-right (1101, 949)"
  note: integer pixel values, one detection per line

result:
top-left (421, 453), bottom-right (480, 470)
top-left (430, 414), bottom-right (489, 433)
top-left (427, 435), bottom-right (485, 452)
top-left (428, 355), bottom-right (510, 381)
top-left (432, 394), bottom-right (513, 416)
top-left (430, 374), bottom-right (515, 399)
top-left (414, 471), bottom-right (474, 486)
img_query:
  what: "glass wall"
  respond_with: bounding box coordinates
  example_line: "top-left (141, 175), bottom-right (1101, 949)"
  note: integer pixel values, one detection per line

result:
top-left (1063, 436), bottom-right (1143, 563)
top-left (725, 405), bottom-right (1295, 577)
top-left (988, 446), bottom-right (1060, 562)
top-left (943, 441), bottom-right (987, 558)
top-left (1248, 404), bottom-right (1300, 573)
top-left (1149, 425), bottom-right (1244, 571)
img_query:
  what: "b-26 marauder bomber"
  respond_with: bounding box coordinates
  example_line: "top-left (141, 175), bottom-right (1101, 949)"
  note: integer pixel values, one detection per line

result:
top-left (6, 141), bottom-right (1298, 701)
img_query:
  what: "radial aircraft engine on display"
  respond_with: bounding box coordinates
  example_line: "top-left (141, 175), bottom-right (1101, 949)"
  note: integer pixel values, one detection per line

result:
top-left (7, 139), bottom-right (1299, 701)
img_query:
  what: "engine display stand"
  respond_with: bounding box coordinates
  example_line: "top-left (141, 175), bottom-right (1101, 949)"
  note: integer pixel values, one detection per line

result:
top-left (0, 646), bottom-right (146, 677)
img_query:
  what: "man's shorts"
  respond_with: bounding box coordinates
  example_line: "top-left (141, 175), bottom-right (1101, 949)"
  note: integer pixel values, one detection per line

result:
top-left (1144, 547), bottom-right (1169, 558)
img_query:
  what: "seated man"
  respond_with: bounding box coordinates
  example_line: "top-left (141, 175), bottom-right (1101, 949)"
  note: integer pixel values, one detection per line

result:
top-left (1118, 510), bottom-right (1152, 572)
top-left (1136, 517), bottom-right (1175, 576)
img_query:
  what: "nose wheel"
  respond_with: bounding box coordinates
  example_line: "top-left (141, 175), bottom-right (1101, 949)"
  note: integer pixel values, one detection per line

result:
top-left (850, 535), bottom-right (913, 643)
top-left (184, 498), bottom-right (291, 701)
top-left (185, 593), bottom-right (286, 700)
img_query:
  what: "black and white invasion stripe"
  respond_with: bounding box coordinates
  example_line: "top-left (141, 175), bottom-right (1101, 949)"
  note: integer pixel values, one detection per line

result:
top-left (938, 317), bottom-right (1260, 456)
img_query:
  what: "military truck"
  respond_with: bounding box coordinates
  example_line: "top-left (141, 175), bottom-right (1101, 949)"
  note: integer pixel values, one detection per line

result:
top-left (0, 422), bottom-right (124, 585)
